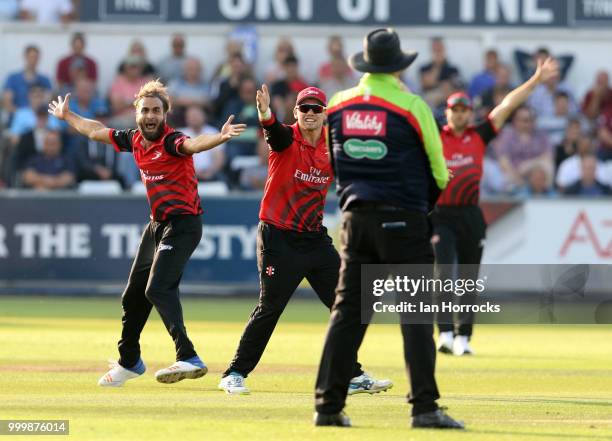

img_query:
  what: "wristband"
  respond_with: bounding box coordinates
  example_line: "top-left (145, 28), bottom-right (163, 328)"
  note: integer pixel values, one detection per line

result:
top-left (259, 108), bottom-right (272, 121)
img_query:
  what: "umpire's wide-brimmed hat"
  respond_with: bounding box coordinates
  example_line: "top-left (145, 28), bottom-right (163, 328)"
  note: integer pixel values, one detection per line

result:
top-left (349, 28), bottom-right (418, 74)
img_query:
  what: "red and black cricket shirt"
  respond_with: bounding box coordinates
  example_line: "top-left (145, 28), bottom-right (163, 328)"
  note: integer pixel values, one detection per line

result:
top-left (437, 119), bottom-right (497, 206)
top-left (259, 113), bottom-right (332, 232)
top-left (109, 124), bottom-right (203, 221)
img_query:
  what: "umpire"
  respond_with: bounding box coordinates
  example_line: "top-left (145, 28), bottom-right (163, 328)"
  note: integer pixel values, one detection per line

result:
top-left (313, 28), bottom-right (463, 429)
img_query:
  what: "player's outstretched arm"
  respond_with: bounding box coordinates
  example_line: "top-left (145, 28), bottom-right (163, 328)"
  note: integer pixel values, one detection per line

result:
top-left (256, 83), bottom-right (294, 151)
top-left (489, 57), bottom-right (559, 131)
top-left (48, 94), bottom-right (112, 144)
top-left (179, 114), bottom-right (246, 155)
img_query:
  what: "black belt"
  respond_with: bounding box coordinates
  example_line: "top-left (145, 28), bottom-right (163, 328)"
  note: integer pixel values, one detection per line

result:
top-left (348, 201), bottom-right (407, 212)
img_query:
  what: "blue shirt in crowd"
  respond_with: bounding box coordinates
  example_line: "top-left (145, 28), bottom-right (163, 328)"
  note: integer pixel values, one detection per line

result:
top-left (3, 71), bottom-right (52, 108)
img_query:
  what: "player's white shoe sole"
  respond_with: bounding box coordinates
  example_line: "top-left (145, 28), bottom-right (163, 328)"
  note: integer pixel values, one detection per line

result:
top-left (98, 360), bottom-right (144, 387)
top-left (155, 360), bottom-right (208, 384)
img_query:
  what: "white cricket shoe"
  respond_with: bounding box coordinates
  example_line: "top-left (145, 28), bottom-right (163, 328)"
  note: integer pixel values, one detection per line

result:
top-left (453, 335), bottom-right (474, 356)
top-left (218, 372), bottom-right (250, 395)
top-left (155, 356), bottom-right (208, 384)
top-left (347, 372), bottom-right (393, 395)
top-left (98, 359), bottom-right (145, 387)
top-left (437, 331), bottom-right (454, 354)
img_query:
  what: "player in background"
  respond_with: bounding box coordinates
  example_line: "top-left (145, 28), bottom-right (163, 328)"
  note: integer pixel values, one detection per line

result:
top-left (48, 80), bottom-right (246, 386)
top-left (218, 84), bottom-right (392, 395)
top-left (434, 58), bottom-right (559, 355)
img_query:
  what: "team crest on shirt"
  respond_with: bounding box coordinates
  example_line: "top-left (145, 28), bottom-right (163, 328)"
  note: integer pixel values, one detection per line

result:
top-left (265, 266), bottom-right (275, 277)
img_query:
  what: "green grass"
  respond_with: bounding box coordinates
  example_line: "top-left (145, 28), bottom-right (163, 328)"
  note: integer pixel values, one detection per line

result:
top-left (0, 296), bottom-right (611, 441)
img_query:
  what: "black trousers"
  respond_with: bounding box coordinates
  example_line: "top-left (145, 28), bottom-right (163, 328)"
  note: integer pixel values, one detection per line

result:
top-left (432, 205), bottom-right (486, 338)
top-left (224, 221), bottom-right (363, 378)
top-left (315, 209), bottom-right (440, 417)
top-left (117, 214), bottom-right (202, 368)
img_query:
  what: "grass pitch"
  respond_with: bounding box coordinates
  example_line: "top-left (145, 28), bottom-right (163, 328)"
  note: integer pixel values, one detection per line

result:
top-left (0, 296), bottom-right (611, 441)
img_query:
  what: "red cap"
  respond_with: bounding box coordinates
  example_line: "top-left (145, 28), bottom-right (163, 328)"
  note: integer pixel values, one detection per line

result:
top-left (296, 87), bottom-right (327, 106)
top-left (446, 92), bottom-right (472, 109)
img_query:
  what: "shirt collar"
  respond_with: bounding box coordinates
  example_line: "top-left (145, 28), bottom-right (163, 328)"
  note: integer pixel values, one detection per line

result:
top-left (292, 123), bottom-right (326, 149)
top-left (359, 73), bottom-right (403, 91)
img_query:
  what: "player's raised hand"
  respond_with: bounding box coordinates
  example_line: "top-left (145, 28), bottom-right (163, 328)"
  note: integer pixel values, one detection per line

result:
top-left (220, 115), bottom-right (247, 141)
top-left (535, 57), bottom-right (560, 83)
top-left (48, 93), bottom-right (71, 120)
top-left (256, 84), bottom-right (271, 114)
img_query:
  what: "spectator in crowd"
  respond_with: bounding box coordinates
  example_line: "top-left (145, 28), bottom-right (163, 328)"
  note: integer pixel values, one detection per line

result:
top-left (563, 154), bottom-right (611, 196)
top-left (73, 137), bottom-right (121, 185)
top-left (515, 47), bottom-right (574, 82)
top-left (494, 106), bottom-right (553, 190)
top-left (419, 37), bottom-right (461, 94)
top-left (221, 77), bottom-right (260, 184)
top-left (19, 0), bottom-right (74, 24)
top-left (21, 131), bottom-right (75, 190)
top-left (239, 134), bottom-right (268, 191)
top-left (180, 105), bottom-right (226, 183)
top-left (519, 164), bottom-right (557, 197)
top-left (528, 67), bottom-right (577, 119)
top-left (157, 33), bottom-right (189, 84)
top-left (597, 104), bottom-right (612, 160)
top-left (582, 70), bottom-right (612, 120)
top-left (478, 64), bottom-right (514, 117)
top-left (318, 35), bottom-right (352, 83)
top-left (265, 37), bottom-right (295, 84)
top-left (555, 134), bottom-right (609, 190)
top-left (271, 55), bottom-right (308, 94)
top-left (468, 49), bottom-right (499, 99)
top-left (9, 84), bottom-right (60, 145)
top-left (270, 55), bottom-right (309, 120)
top-left (109, 56), bottom-right (152, 128)
top-left (56, 32), bottom-right (98, 92)
top-left (419, 37), bottom-right (462, 113)
top-left (2, 45), bottom-right (52, 115)
top-left (213, 53), bottom-right (250, 120)
top-left (536, 91), bottom-right (577, 146)
top-left (210, 39), bottom-right (244, 92)
top-left (554, 118), bottom-right (582, 170)
top-left (63, 78), bottom-right (108, 152)
top-left (168, 58), bottom-right (211, 127)
top-left (117, 40), bottom-right (156, 77)
top-left (480, 154), bottom-right (511, 197)
top-left (319, 57), bottom-right (356, 98)
top-left (0, 0), bottom-right (19, 21)
top-left (6, 106), bottom-right (57, 184)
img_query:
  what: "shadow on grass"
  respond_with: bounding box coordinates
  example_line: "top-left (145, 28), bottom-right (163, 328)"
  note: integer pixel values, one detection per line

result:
top-left (468, 428), bottom-right (611, 440)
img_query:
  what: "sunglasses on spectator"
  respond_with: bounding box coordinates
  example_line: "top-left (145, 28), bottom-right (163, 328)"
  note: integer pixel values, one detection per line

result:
top-left (297, 104), bottom-right (325, 114)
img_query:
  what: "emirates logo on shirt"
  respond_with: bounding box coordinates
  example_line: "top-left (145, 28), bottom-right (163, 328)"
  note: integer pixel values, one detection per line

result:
top-left (343, 110), bottom-right (387, 136)
top-left (446, 153), bottom-right (475, 168)
top-left (294, 167), bottom-right (331, 184)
